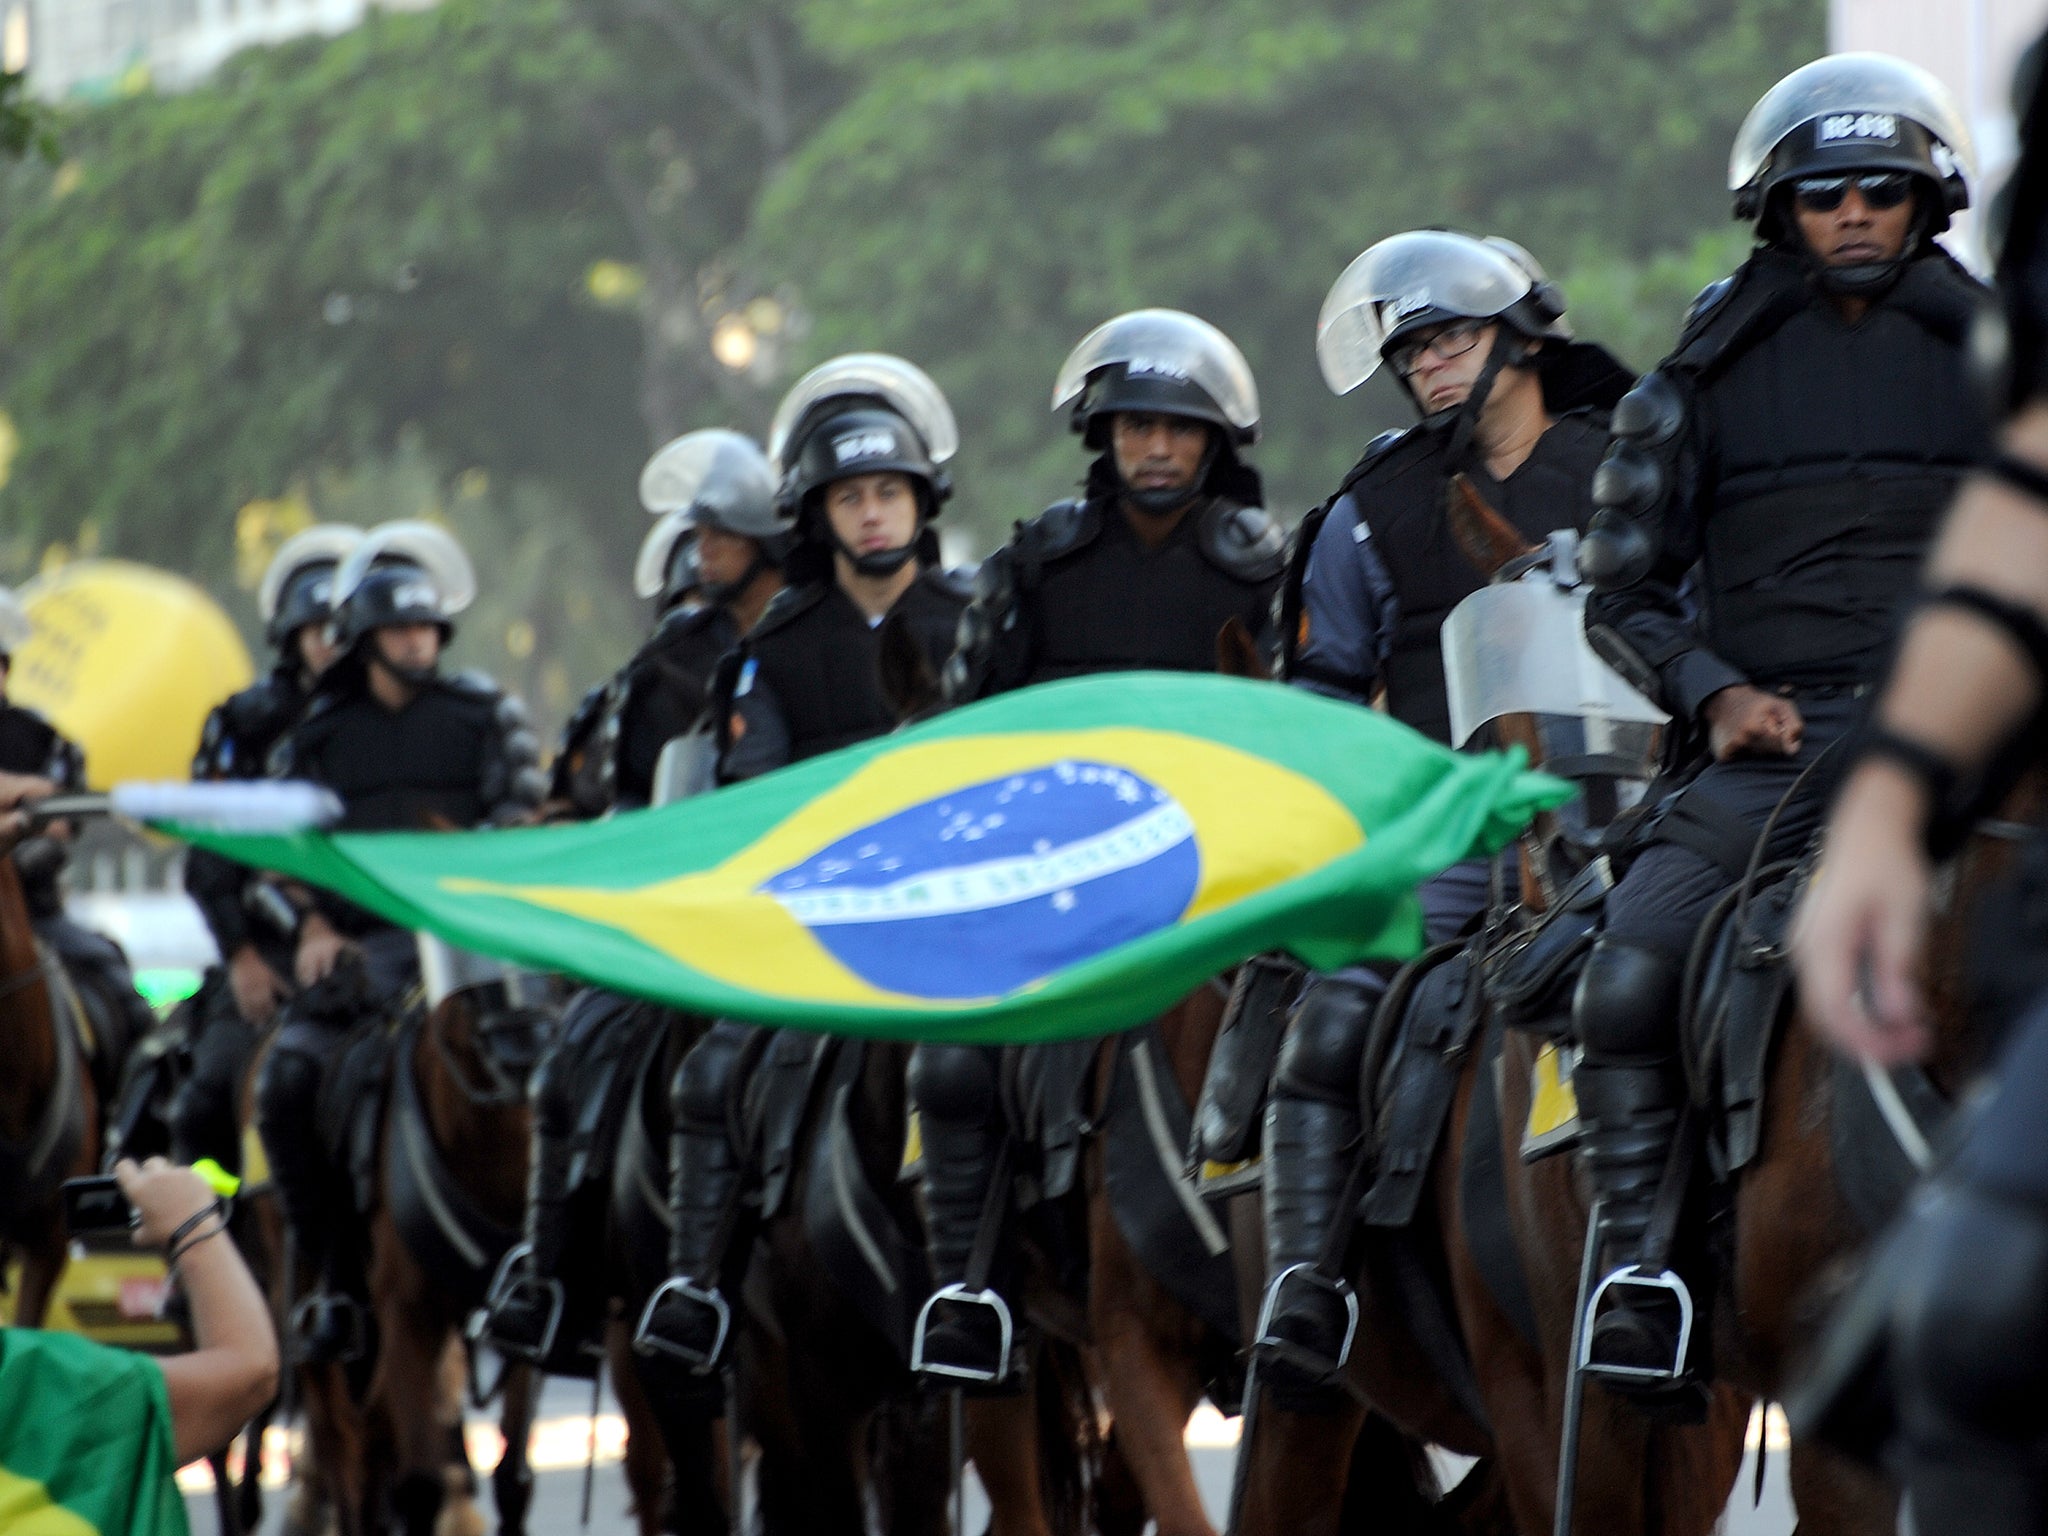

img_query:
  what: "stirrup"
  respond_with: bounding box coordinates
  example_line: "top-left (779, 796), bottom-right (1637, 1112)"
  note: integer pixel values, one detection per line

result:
top-left (632, 1277), bottom-right (731, 1375)
top-left (1253, 1263), bottom-right (1361, 1374)
top-left (289, 1289), bottom-right (367, 1364)
top-left (910, 1283), bottom-right (1015, 1384)
top-left (470, 1243), bottom-right (563, 1365)
top-left (1579, 1264), bottom-right (1695, 1382)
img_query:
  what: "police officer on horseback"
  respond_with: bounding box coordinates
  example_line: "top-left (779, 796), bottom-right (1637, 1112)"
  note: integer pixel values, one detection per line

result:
top-left (1788, 37), bottom-right (2048, 1532)
top-left (257, 522), bottom-right (545, 1363)
top-left (171, 525), bottom-right (362, 1173)
top-left (1252, 231), bottom-right (1631, 1398)
top-left (1572, 54), bottom-right (1992, 1394)
top-left (631, 355), bottom-right (970, 1375)
top-left (477, 430), bottom-right (792, 1369)
top-left (0, 586), bottom-right (157, 1092)
top-left (548, 432), bottom-right (791, 818)
top-left (910, 310), bottom-right (1284, 1385)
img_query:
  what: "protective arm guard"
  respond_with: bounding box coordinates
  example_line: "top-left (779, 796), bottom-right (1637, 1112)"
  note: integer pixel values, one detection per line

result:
top-left (941, 543), bottom-right (1033, 706)
top-left (480, 690), bottom-right (548, 823)
top-left (1579, 369), bottom-right (1748, 723)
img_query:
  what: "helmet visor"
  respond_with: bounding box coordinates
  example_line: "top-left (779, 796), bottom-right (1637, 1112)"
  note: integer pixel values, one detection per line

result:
top-left (332, 520), bottom-right (477, 617)
top-left (1051, 309), bottom-right (1259, 433)
top-left (767, 355), bottom-right (958, 476)
top-left (635, 510), bottom-right (697, 601)
top-left (1729, 52), bottom-right (1975, 195)
top-left (637, 429), bottom-right (779, 539)
top-left (1317, 231), bottom-right (1534, 395)
top-left (258, 524), bottom-right (365, 625)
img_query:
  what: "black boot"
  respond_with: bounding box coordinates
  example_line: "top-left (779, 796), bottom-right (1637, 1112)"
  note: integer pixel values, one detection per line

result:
top-left (476, 1124), bottom-right (578, 1369)
top-left (1574, 1059), bottom-right (1694, 1388)
top-left (905, 1043), bottom-right (1016, 1387)
top-left (634, 1025), bottom-right (749, 1376)
top-left (1253, 1094), bottom-right (1363, 1404)
top-left (257, 1034), bottom-right (364, 1366)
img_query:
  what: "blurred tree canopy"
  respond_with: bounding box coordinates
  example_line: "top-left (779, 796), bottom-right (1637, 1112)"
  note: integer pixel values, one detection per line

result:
top-left (0, 0), bottom-right (1820, 730)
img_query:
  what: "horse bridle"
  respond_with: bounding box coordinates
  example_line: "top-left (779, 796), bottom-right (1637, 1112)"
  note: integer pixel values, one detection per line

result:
top-left (426, 990), bottom-right (549, 1110)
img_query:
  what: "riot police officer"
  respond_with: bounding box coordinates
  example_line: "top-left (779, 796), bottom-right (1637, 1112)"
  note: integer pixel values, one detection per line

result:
top-left (256, 521), bottom-right (544, 1362)
top-left (632, 355), bottom-right (969, 1374)
top-left (912, 310), bottom-right (1285, 1384)
top-left (1572, 54), bottom-right (1992, 1393)
top-left (478, 430), bottom-right (791, 1368)
top-left (171, 525), bottom-right (362, 1172)
top-left (0, 586), bottom-right (155, 1086)
top-left (1253, 232), bottom-right (1631, 1398)
top-left (1788, 37), bottom-right (2048, 1531)
top-left (548, 431), bottom-right (791, 818)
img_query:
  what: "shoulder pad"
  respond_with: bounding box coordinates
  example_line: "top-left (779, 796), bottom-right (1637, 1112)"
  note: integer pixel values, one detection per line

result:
top-left (1335, 425), bottom-right (1434, 497)
top-left (441, 668), bottom-right (505, 701)
top-left (1196, 501), bottom-right (1286, 583)
top-left (1358, 427), bottom-right (1412, 467)
top-left (653, 603), bottom-right (723, 641)
top-left (1683, 276), bottom-right (1736, 331)
top-left (749, 582), bottom-right (826, 641)
top-left (970, 543), bottom-right (1017, 604)
top-left (220, 676), bottom-right (294, 739)
top-left (1021, 498), bottom-right (1101, 563)
top-left (921, 564), bottom-right (975, 603)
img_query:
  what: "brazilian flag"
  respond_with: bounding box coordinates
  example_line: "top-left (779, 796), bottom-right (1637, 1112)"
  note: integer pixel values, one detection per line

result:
top-left (0, 1329), bottom-right (187, 1535)
top-left (166, 675), bottom-right (1567, 1044)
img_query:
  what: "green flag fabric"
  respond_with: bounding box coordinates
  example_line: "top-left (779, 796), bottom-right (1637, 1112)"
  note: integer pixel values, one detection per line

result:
top-left (0, 1329), bottom-right (187, 1536)
top-left (167, 674), bottom-right (1569, 1044)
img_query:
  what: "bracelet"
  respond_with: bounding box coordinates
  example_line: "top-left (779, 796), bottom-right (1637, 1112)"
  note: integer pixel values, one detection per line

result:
top-left (1853, 726), bottom-right (1962, 813)
top-left (167, 1219), bottom-right (229, 1268)
top-left (163, 1199), bottom-right (228, 1257)
top-left (1920, 584), bottom-right (2048, 691)
top-left (1983, 451), bottom-right (2048, 507)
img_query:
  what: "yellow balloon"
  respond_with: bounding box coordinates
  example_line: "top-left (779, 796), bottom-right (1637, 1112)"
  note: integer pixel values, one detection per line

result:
top-left (9, 560), bottom-right (255, 788)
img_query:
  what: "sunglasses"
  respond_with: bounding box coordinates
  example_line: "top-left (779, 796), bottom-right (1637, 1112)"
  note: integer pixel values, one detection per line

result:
top-left (1389, 318), bottom-right (1488, 378)
top-left (1791, 172), bottom-right (1915, 213)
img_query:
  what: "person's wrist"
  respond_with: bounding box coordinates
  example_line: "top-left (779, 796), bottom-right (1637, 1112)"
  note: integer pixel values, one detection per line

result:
top-left (1839, 756), bottom-right (1934, 828)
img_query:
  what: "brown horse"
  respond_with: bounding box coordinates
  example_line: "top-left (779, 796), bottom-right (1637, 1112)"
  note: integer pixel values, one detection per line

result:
top-left (1236, 483), bottom-right (1752, 1536)
top-left (0, 852), bottom-right (98, 1328)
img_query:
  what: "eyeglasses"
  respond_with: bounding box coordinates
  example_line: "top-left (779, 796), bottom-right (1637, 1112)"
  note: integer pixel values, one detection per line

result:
top-left (1389, 318), bottom-right (1488, 378)
top-left (1792, 172), bottom-right (1915, 213)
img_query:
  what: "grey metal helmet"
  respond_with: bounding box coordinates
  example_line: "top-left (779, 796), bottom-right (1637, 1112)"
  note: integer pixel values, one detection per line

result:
top-left (768, 354), bottom-right (956, 494)
top-left (258, 524), bottom-right (365, 649)
top-left (1316, 230), bottom-right (1570, 395)
top-left (1052, 309), bottom-right (1260, 447)
top-left (1730, 53), bottom-right (1975, 228)
top-left (638, 429), bottom-right (788, 544)
top-left (330, 520), bottom-right (476, 649)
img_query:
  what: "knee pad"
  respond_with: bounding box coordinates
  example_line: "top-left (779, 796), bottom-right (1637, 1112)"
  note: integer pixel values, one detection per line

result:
top-left (255, 1043), bottom-right (324, 1138)
top-left (1572, 940), bottom-right (1683, 1064)
top-left (1274, 973), bottom-right (1379, 1104)
top-left (671, 1022), bottom-right (751, 1134)
top-left (906, 1042), bottom-right (999, 1125)
top-left (1896, 1184), bottom-right (2048, 1450)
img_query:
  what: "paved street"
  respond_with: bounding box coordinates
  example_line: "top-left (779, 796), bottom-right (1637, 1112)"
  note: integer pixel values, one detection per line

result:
top-left (185, 1378), bottom-right (1799, 1534)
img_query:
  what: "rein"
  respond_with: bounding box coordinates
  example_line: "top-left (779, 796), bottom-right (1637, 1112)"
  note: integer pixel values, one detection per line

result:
top-left (426, 1000), bottom-right (535, 1110)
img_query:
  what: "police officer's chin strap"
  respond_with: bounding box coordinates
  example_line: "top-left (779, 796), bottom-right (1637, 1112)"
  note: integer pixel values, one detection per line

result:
top-left (1789, 187), bottom-right (1933, 301)
top-left (1428, 330), bottom-right (1529, 473)
top-left (1118, 432), bottom-right (1221, 517)
top-left (829, 487), bottom-right (932, 578)
top-left (696, 551), bottom-right (772, 608)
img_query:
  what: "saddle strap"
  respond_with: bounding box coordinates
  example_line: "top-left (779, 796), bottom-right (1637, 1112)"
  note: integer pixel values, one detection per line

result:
top-left (961, 1135), bottom-right (1017, 1296)
top-left (1635, 1101), bottom-right (1699, 1280)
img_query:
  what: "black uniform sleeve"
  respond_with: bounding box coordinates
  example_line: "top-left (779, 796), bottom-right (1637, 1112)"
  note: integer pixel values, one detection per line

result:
top-left (942, 543), bottom-right (1034, 705)
top-left (717, 653), bottom-right (794, 783)
top-left (1583, 405), bottom-right (1748, 723)
top-left (184, 847), bottom-right (254, 957)
top-left (479, 690), bottom-right (548, 824)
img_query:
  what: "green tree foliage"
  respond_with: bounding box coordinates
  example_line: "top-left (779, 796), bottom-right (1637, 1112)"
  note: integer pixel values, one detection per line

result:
top-left (0, 70), bottom-right (52, 162)
top-left (752, 0), bottom-right (1821, 527)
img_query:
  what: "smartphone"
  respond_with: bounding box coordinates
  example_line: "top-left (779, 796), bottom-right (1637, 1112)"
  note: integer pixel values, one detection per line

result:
top-left (61, 1175), bottom-right (136, 1234)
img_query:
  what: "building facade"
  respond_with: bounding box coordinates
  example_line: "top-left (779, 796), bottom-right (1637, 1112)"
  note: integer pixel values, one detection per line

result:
top-left (9, 0), bottom-right (436, 99)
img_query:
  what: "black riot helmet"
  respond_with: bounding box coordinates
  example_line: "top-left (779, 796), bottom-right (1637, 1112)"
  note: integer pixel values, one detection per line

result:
top-left (636, 429), bottom-right (792, 607)
top-left (258, 525), bottom-right (364, 651)
top-left (768, 355), bottom-right (957, 578)
top-left (1732, 53), bottom-right (1975, 293)
top-left (328, 520), bottom-right (476, 665)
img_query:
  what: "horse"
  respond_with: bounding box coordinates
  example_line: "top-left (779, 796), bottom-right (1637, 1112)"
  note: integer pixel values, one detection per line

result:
top-left (0, 850), bottom-right (98, 1329)
top-left (1234, 482), bottom-right (1753, 1536)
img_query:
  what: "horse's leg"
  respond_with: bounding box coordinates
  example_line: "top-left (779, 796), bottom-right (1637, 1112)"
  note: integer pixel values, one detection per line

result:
top-left (364, 1228), bottom-right (452, 1536)
top-left (608, 1322), bottom-right (682, 1536)
top-left (208, 1448), bottom-right (245, 1536)
top-left (966, 1394), bottom-right (1055, 1536)
top-left (1230, 1393), bottom-right (1366, 1536)
top-left (299, 1360), bottom-right (370, 1536)
top-left (1786, 1441), bottom-right (1897, 1536)
top-left (1086, 1187), bottom-right (1214, 1536)
top-left (238, 1402), bottom-right (274, 1534)
top-left (491, 1362), bottom-right (538, 1536)
top-left (12, 1208), bottom-right (67, 1329)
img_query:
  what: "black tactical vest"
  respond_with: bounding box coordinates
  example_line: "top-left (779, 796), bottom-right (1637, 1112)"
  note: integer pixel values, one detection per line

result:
top-left (1694, 274), bottom-right (1991, 687)
top-left (1356, 413), bottom-right (1608, 743)
top-left (612, 606), bottom-right (739, 806)
top-left (748, 569), bottom-right (966, 763)
top-left (0, 705), bottom-right (78, 783)
top-left (194, 669), bottom-right (307, 781)
top-left (1026, 497), bottom-right (1280, 684)
top-left (284, 683), bottom-right (505, 833)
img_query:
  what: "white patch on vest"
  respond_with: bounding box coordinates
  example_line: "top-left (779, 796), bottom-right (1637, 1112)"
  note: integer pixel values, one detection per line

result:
top-left (832, 430), bottom-right (897, 466)
top-left (1817, 112), bottom-right (1899, 146)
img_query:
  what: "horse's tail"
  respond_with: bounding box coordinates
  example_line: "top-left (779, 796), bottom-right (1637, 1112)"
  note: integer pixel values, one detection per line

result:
top-left (1336, 1412), bottom-right (1461, 1536)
